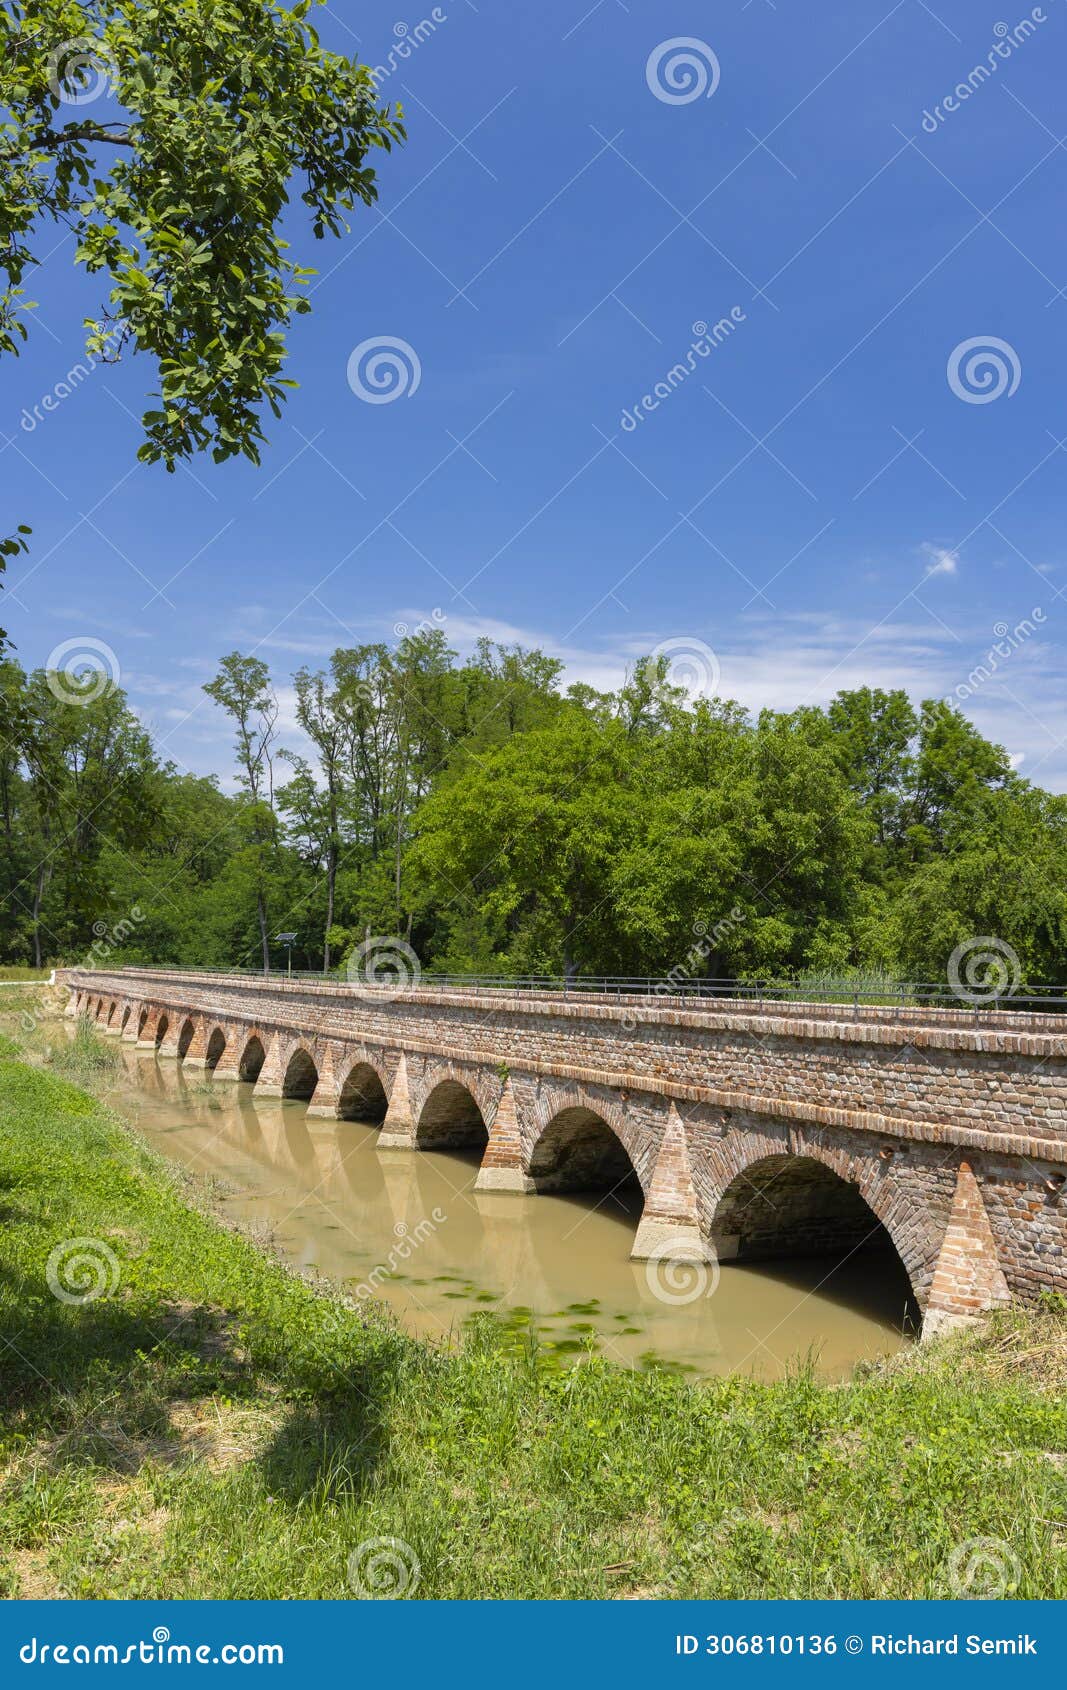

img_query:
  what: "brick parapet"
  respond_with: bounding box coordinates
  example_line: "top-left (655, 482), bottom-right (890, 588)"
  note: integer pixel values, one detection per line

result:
top-left (68, 967), bottom-right (1067, 1167)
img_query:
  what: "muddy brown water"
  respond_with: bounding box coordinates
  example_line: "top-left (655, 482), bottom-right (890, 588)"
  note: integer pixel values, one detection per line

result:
top-left (95, 1043), bottom-right (916, 1380)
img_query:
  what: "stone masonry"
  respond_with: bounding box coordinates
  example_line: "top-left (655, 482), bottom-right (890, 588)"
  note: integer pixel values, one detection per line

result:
top-left (64, 967), bottom-right (1067, 1334)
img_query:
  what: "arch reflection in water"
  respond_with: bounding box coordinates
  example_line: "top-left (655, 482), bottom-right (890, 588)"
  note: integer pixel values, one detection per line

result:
top-left (93, 1045), bottom-right (916, 1379)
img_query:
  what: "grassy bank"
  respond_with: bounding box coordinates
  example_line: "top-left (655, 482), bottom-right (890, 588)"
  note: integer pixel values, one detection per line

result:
top-left (1, 1035), bottom-right (1065, 1600)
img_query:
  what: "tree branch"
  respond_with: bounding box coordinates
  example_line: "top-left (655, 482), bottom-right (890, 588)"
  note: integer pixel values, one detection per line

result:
top-left (37, 123), bottom-right (136, 149)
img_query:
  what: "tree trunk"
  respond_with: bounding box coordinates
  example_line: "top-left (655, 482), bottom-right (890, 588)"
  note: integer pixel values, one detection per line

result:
top-left (31, 860), bottom-right (49, 968)
top-left (323, 841), bottom-right (337, 973)
top-left (257, 890), bottom-right (270, 975)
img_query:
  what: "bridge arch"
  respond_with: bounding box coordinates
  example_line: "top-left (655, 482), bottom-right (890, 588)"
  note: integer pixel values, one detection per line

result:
top-left (177, 1017), bottom-right (196, 1059)
top-left (154, 1013), bottom-right (169, 1048)
top-left (105, 1000), bottom-right (117, 1027)
top-left (705, 1131), bottom-right (928, 1312)
top-left (205, 1027), bottom-right (226, 1070)
top-left (282, 1045), bottom-right (318, 1102)
top-left (416, 1076), bottom-right (488, 1150)
top-left (119, 1004), bottom-right (131, 1035)
top-left (238, 1034), bottom-right (266, 1082)
top-left (528, 1104), bottom-right (643, 1200)
top-left (338, 1061), bottom-right (389, 1124)
top-left (137, 1007), bottom-right (148, 1039)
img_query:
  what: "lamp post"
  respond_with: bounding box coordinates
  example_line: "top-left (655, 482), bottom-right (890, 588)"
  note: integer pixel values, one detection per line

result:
top-left (275, 932), bottom-right (298, 980)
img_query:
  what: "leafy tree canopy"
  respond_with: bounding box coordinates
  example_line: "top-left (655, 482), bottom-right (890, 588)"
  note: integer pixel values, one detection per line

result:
top-left (1, 0), bottom-right (402, 466)
top-left (1, 646), bottom-right (1061, 997)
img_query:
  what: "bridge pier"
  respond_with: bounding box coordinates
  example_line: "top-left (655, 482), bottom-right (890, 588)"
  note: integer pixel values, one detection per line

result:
top-left (474, 1077), bottom-right (536, 1193)
top-left (922, 1161), bottom-right (1011, 1339)
top-left (210, 1022), bottom-right (245, 1080)
top-left (378, 1053), bottom-right (416, 1148)
top-left (135, 1006), bottom-right (163, 1050)
top-left (630, 1103), bottom-right (712, 1264)
top-left (306, 1043), bottom-right (340, 1118)
top-left (252, 1032), bottom-right (287, 1099)
top-left (181, 1016), bottom-right (210, 1070)
top-left (157, 1018), bottom-right (181, 1058)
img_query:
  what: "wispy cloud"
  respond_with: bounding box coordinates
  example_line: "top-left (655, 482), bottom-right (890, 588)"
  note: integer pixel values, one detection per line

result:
top-left (922, 543), bottom-right (959, 578)
top-left (114, 598), bottom-right (1067, 793)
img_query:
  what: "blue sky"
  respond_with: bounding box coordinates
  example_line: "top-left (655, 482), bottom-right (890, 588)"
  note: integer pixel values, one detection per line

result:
top-left (5, 0), bottom-right (1067, 786)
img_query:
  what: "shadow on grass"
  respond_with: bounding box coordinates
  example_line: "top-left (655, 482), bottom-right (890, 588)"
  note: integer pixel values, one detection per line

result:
top-left (256, 1372), bottom-right (399, 1506)
top-left (0, 1256), bottom-right (406, 1501)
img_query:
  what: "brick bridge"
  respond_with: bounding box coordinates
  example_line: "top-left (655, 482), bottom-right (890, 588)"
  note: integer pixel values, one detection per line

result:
top-left (64, 967), bottom-right (1067, 1336)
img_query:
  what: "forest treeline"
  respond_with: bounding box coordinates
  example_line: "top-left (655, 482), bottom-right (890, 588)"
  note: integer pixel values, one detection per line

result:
top-left (1, 632), bottom-right (1066, 986)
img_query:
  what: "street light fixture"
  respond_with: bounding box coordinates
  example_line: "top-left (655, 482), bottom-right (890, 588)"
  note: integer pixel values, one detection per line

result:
top-left (275, 933), bottom-right (298, 979)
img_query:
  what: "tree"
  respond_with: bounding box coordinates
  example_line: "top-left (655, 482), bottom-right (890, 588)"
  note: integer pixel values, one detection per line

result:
top-left (408, 710), bottom-right (639, 979)
top-left (902, 700), bottom-right (1014, 855)
top-left (203, 653), bottom-right (277, 972)
top-left (281, 666), bottom-right (346, 971)
top-left (0, 527), bottom-right (31, 653)
top-left (6, 661), bottom-right (158, 964)
top-left (893, 786), bottom-right (1067, 988)
top-left (828, 687), bottom-right (917, 850)
top-left (1, 0), bottom-right (403, 550)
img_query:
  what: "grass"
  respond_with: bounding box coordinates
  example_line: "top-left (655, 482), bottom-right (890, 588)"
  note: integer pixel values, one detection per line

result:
top-left (0, 966), bottom-right (53, 982)
top-left (779, 969), bottom-right (919, 1008)
top-left (0, 1037), bottom-right (1065, 1600)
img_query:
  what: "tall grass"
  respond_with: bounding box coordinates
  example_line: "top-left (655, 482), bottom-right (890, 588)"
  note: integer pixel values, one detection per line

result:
top-left (778, 968), bottom-right (919, 1008)
top-left (44, 1017), bottom-right (121, 1083)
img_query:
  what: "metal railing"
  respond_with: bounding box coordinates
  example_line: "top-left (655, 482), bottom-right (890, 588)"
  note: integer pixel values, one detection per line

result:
top-left (63, 962), bottom-right (1067, 1025)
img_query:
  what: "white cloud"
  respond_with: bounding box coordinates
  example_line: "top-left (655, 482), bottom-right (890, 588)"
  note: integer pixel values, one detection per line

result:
top-left (116, 599), bottom-right (1067, 793)
top-left (922, 544), bottom-right (959, 578)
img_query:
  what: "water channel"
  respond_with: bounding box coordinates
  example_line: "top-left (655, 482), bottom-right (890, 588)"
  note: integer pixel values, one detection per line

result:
top-left (91, 1042), bottom-right (916, 1380)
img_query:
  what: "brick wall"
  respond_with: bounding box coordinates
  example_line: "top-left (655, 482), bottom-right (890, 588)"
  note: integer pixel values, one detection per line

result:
top-left (65, 968), bottom-right (1067, 1324)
